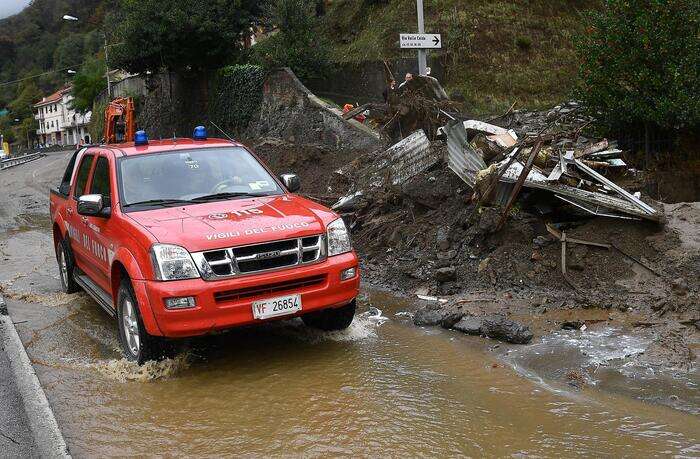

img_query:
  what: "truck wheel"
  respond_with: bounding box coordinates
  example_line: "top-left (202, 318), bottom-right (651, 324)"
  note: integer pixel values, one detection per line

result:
top-left (57, 238), bottom-right (79, 294)
top-left (302, 299), bottom-right (356, 331)
top-left (117, 279), bottom-right (169, 364)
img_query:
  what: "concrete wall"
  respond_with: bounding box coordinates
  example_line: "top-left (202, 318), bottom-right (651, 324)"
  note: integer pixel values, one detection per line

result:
top-left (99, 68), bottom-right (381, 150)
top-left (305, 58), bottom-right (445, 106)
top-left (247, 68), bottom-right (380, 150)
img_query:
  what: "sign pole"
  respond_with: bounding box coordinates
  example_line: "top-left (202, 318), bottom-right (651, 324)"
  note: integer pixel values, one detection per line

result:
top-left (416, 0), bottom-right (427, 75)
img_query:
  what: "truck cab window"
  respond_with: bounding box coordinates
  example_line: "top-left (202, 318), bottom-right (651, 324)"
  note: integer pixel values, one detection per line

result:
top-left (90, 157), bottom-right (112, 207)
top-left (58, 150), bottom-right (80, 196)
top-left (73, 154), bottom-right (95, 200)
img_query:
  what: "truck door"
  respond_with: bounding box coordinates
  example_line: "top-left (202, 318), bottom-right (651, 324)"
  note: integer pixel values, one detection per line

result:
top-left (81, 152), bottom-right (116, 293)
top-left (67, 151), bottom-right (96, 276)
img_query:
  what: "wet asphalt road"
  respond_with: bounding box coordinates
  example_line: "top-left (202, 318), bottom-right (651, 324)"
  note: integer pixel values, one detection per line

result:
top-left (0, 150), bottom-right (72, 456)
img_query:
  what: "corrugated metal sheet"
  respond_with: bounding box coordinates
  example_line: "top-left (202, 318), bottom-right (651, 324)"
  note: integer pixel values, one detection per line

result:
top-left (386, 130), bottom-right (437, 185)
top-left (445, 119), bottom-right (486, 187)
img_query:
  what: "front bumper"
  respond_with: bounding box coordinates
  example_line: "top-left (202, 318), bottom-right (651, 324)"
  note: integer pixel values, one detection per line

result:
top-left (137, 251), bottom-right (359, 337)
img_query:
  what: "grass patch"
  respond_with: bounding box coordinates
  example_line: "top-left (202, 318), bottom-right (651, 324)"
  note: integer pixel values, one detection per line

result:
top-left (321, 0), bottom-right (599, 114)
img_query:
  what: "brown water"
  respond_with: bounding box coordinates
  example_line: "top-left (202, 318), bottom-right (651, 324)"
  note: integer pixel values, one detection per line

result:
top-left (10, 286), bottom-right (699, 457)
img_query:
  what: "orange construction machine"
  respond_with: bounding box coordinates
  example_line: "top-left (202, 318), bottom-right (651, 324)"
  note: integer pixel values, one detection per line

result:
top-left (104, 97), bottom-right (135, 144)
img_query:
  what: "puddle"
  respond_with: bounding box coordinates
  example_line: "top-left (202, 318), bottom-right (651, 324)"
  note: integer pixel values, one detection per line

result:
top-left (506, 325), bottom-right (700, 416)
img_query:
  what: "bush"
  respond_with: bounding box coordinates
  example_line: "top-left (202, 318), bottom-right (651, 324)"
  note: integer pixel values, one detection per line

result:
top-left (209, 64), bottom-right (266, 134)
top-left (515, 36), bottom-right (532, 51)
top-left (575, 0), bottom-right (700, 134)
top-left (251, 0), bottom-right (332, 81)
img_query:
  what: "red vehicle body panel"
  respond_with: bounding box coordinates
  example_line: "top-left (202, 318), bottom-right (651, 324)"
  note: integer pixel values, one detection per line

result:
top-left (49, 138), bottom-right (359, 338)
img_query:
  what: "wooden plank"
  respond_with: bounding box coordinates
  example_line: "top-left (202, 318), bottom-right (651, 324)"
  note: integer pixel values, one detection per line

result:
top-left (496, 140), bottom-right (543, 230)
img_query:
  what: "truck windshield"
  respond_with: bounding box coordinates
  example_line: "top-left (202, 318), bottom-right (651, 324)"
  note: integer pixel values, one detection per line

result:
top-left (118, 147), bottom-right (283, 208)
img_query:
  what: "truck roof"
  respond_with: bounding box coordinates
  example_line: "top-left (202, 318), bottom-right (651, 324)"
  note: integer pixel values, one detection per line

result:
top-left (102, 138), bottom-right (242, 156)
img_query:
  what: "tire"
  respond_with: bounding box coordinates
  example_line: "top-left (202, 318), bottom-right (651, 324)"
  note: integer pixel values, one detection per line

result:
top-left (302, 299), bottom-right (357, 331)
top-left (56, 238), bottom-right (79, 294)
top-left (117, 279), bottom-right (170, 364)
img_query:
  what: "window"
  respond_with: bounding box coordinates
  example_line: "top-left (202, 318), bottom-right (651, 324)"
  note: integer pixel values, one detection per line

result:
top-left (119, 147), bottom-right (282, 209)
top-left (58, 149), bottom-right (81, 196)
top-left (73, 154), bottom-right (95, 199)
top-left (89, 157), bottom-right (111, 207)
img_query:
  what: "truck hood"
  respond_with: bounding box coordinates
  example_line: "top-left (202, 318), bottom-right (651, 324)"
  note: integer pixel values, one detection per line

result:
top-left (125, 195), bottom-right (328, 252)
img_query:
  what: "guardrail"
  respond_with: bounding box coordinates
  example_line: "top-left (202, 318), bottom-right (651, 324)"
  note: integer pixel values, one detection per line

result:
top-left (0, 153), bottom-right (44, 171)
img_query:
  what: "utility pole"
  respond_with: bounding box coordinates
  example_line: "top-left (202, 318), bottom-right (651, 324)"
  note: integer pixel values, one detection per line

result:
top-left (416, 0), bottom-right (427, 76)
top-left (104, 33), bottom-right (112, 98)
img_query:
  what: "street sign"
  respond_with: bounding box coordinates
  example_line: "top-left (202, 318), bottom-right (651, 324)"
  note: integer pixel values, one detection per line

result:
top-left (400, 33), bottom-right (442, 49)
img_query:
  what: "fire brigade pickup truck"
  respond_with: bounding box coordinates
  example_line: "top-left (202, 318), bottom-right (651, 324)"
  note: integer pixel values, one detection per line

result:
top-left (50, 128), bottom-right (359, 363)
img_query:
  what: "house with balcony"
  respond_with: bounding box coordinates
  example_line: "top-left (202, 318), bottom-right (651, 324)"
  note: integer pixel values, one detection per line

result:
top-left (34, 86), bottom-right (92, 147)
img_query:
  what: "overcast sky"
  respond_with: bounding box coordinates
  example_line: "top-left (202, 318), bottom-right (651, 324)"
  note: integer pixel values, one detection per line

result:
top-left (0, 0), bottom-right (31, 19)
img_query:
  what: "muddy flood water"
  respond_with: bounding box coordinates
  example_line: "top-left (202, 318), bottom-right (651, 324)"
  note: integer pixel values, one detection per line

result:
top-left (1, 152), bottom-right (698, 457)
top-left (8, 284), bottom-right (699, 457)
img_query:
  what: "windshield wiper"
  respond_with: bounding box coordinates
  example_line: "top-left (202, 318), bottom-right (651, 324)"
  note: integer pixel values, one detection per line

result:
top-left (123, 198), bottom-right (193, 208)
top-left (191, 192), bottom-right (267, 202)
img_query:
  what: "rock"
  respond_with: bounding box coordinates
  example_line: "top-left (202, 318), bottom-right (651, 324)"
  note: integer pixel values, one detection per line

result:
top-left (436, 250), bottom-right (457, 261)
top-left (530, 251), bottom-right (543, 262)
top-left (481, 315), bottom-right (534, 344)
top-left (436, 226), bottom-right (451, 251)
top-left (533, 235), bottom-right (551, 247)
top-left (413, 307), bottom-right (444, 326)
top-left (440, 311), bottom-right (464, 329)
top-left (671, 277), bottom-right (688, 296)
top-left (453, 316), bottom-right (483, 335)
top-left (561, 320), bottom-right (585, 330)
top-left (435, 266), bottom-right (457, 283)
top-left (478, 257), bottom-right (490, 273)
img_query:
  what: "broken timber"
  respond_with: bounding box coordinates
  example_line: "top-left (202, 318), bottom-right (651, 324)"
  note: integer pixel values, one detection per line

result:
top-left (496, 140), bottom-right (543, 231)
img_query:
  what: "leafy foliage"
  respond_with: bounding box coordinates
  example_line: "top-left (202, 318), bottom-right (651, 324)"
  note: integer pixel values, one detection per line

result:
top-left (108, 0), bottom-right (266, 73)
top-left (576, 0), bottom-right (700, 131)
top-left (209, 64), bottom-right (266, 134)
top-left (0, 0), bottom-right (108, 106)
top-left (251, 0), bottom-right (332, 81)
top-left (71, 57), bottom-right (107, 113)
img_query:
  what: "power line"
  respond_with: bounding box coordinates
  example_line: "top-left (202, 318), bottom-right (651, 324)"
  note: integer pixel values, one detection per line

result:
top-left (0, 63), bottom-right (85, 88)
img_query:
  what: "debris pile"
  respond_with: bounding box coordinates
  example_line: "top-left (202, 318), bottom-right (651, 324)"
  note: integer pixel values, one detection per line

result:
top-left (445, 106), bottom-right (661, 223)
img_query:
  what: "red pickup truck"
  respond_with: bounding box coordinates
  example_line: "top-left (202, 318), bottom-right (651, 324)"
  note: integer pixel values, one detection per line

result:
top-left (50, 129), bottom-right (360, 363)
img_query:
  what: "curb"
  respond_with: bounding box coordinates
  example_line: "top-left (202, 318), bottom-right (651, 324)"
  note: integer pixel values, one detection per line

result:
top-left (0, 294), bottom-right (71, 458)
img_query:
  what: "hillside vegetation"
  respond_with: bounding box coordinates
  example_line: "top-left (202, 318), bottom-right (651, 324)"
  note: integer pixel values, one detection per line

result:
top-left (0, 0), bottom-right (109, 106)
top-left (321, 0), bottom-right (599, 113)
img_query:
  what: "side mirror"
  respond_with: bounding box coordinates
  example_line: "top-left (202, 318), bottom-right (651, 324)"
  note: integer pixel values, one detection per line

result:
top-left (78, 194), bottom-right (110, 218)
top-left (279, 173), bottom-right (301, 193)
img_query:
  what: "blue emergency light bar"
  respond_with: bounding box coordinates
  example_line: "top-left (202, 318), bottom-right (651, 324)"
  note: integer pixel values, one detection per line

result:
top-left (134, 130), bottom-right (148, 146)
top-left (193, 126), bottom-right (207, 140)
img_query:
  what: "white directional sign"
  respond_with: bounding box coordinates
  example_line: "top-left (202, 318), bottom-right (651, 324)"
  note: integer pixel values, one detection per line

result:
top-left (400, 33), bottom-right (442, 49)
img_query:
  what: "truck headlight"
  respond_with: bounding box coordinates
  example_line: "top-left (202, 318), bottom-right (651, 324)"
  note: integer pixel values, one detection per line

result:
top-left (327, 218), bottom-right (352, 256)
top-left (150, 244), bottom-right (200, 281)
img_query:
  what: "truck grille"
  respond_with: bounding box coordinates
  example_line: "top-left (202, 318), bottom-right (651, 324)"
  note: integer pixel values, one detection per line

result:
top-left (214, 274), bottom-right (327, 303)
top-left (192, 235), bottom-right (325, 280)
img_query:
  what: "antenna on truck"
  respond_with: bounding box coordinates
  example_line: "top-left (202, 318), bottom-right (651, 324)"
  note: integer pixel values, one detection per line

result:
top-left (209, 121), bottom-right (236, 142)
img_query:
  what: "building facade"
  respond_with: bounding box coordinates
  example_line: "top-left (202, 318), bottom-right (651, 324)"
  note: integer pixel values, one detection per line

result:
top-left (34, 86), bottom-right (92, 147)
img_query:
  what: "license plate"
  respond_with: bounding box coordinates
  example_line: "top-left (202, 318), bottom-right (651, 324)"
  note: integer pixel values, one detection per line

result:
top-left (252, 294), bottom-right (302, 320)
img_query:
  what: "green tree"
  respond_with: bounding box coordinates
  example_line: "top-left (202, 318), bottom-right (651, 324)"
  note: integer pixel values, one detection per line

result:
top-left (108, 0), bottom-right (267, 73)
top-left (252, 0), bottom-right (331, 80)
top-left (8, 81), bottom-right (42, 121)
top-left (71, 57), bottom-right (107, 113)
top-left (53, 33), bottom-right (85, 70)
top-left (576, 0), bottom-right (700, 135)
